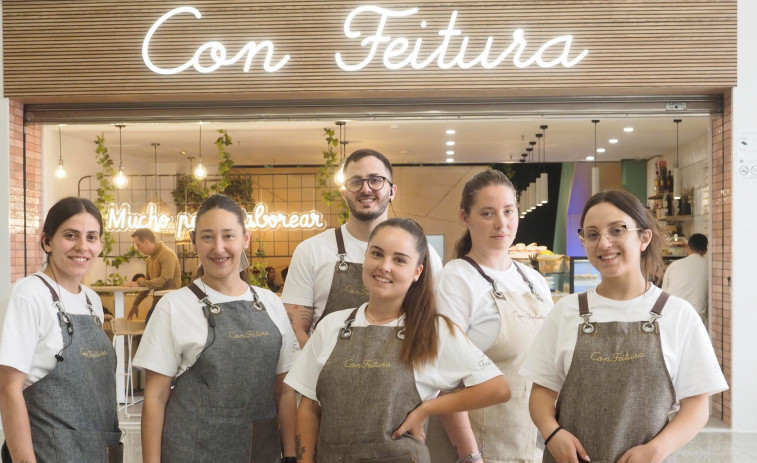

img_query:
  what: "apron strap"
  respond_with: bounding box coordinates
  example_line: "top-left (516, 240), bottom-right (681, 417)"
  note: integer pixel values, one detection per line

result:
top-left (188, 282), bottom-right (221, 327)
top-left (338, 308), bottom-right (360, 340)
top-left (335, 227), bottom-right (349, 271)
top-left (512, 261), bottom-right (544, 301)
top-left (34, 274), bottom-right (98, 328)
top-left (642, 290), bottom-right (670, 333)
top-left (577, 292), bottom-right (595, 334)
top-left (461, 255), bottom-right (543, 301)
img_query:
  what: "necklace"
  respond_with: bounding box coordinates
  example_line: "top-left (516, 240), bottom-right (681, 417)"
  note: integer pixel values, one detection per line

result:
top-left (364, 306), bottom-right (400, 325)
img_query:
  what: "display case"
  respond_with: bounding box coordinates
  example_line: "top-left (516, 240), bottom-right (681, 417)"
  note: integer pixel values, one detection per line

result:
top-left (570, 257), bottom-right (602, 293)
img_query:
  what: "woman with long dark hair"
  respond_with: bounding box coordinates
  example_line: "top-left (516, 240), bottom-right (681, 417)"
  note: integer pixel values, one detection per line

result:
top-left (286, 218), bottom-right (510, 462)
top-left (0, 197), bottom-right (121, 462)
top-left (428, 169), bottom-right (553, 463)
top-left (521, 190), bottom-right (727, 463)
top-left (134, 194), bottom-right (298, 462)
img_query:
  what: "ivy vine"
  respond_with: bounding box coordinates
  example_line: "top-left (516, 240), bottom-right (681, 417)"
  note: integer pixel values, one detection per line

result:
top-left (210, 130), bottom-right (234, 195)
top-left (316, 128), bottom-right (349, 224)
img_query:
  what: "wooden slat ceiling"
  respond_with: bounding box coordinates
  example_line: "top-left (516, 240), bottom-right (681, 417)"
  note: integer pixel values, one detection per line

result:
top-left (2, 0), bottom-right (737, 103)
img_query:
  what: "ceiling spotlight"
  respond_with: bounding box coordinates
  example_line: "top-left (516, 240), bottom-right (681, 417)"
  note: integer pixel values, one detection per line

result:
top-left (624, 127), bottom-right (634, 132)
top-left (446, 141), bottom-right (455, 146)
top-left (446, 150), bottom-right (455, 155)
top-left (446, 158), bottom-right (454, 163)
top-left (609, 138), bottom-right (618, 144)
top-left (596, 148), bottom-right (606, 153)
top-left (446, 129), bottom-right (456, 135)
top-left (586, 156), bottom-right (595, 161)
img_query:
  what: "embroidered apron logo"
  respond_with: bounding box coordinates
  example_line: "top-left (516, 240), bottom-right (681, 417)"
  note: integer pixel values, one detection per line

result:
top-left (228, 330), bottom-right (270, 339)
top-left (343, 285), bottom-right (370, 296)
top-left (590, 351), bottom-right (646, 363)
top-left (79, 347), bottom-right (108, 358)
top-left (343, 359), bottom-right (393, 368)
top-left (512, 311), bottom-right (547, 320)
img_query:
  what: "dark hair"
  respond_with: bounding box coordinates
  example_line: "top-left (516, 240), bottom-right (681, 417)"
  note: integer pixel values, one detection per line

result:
top-left (41, 197), bottom-right (103, 255)
top-left (688, 233), bottom-right (708, 253)
top-left (343, 149), bottom-right (393, 180)
top-left (132, 273), bottom-right (145, 281)
top-left (368, 218), bottom-right (453, 369)
top-left (131, 228), bottom-right (156, 242)
top-left (193, 194), bottom-right (249, 280)
top-left (580, 190), bottom-right (664, 281)
top-left (455, 169), bottom-right (517, 258)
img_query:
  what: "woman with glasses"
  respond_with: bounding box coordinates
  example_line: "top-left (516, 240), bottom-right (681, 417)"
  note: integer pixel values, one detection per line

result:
top-left (521, 190), bottom-right (727, 463)
top-left (427, 169), bottom-right (553, 463)
top-left (285, 218), bottom-right (510, 463)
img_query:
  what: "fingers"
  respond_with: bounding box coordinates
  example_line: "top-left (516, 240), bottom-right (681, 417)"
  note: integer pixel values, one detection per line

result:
top-left (572, 437), bottom-right (590, 462)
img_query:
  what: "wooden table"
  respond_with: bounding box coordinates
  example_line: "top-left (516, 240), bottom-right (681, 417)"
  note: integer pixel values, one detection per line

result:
top-left (91, 286), bottom-right (149, 403)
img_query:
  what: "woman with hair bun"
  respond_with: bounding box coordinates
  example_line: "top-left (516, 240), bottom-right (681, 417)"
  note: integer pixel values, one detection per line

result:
top-left (521, 190), bottom-right (727, 463)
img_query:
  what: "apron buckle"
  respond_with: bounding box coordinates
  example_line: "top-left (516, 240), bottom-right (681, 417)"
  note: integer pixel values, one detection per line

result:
top-left (580, 312), bottom-right (595, 334)
top-left (337, 259), bottom-right (349, 272)
top-left (642, 312), bottom-right (661, 333)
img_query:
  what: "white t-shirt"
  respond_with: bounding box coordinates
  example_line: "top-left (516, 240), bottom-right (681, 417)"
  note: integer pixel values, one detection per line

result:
top-left (281, 224), bottom-right (444, 324)
top-left (133, 279), bottom-right (299, 378)
top-left (284, 303), bottom-right (504, 403)
top-left (437, 259), bottom-right (553, 352)
top-left (0, 272), bottom-right (106, 388)
top-left (662, 253), bottom-right (708, 318)
top-left (519, 286), bottom-right (728, 406)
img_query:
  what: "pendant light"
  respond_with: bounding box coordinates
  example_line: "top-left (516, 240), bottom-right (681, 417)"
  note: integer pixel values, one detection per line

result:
top-left (193, 122), bottom-right (207, 180)
top-left (673, 119), bottom-right (682, 199)
top-left (519, 153), bottom-right (528, 217)
top-left (591, 120), bottom-right (600, 195)
top-left (539, 125), bottom-right (549, 205)
top-left (334, 121), bottom-right (347, 186)
top-left (55, 126), bottom-right (67, 179)
top-left (113, 124), bottom-right (128, 188)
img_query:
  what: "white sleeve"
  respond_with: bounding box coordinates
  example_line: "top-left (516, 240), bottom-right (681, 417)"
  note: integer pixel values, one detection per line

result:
top-left (264, 293), bottom-right (301, 374)
top-left (280, 240), bottom-right (316, 308)
top-left (0, 291), bottom-right (42, 375)
top-left (427, 244), bottom-right (444, 287)
top-left (661, 266), bottom-right (672, 292)
top-left (283, 321), bottom-right (327, 401)
top-left (133, 299), bottom-right (182, 377)
top-left (519, 310), bottom-right (565, 392)
top-left (436, 267), bottom-right (476, 332)
top-left (415, 321), bottom-right (503, 400)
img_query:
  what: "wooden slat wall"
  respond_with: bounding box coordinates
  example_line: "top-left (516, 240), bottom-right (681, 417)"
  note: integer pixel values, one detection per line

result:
top-left (2, 0), bottom-right (736, 103)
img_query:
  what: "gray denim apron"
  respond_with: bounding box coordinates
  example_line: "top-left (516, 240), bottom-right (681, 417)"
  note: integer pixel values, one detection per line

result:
top-left (317, 227), bottom-right (369, 327)
top-left (160, 282), bottom-right (282, 463)
top-left (1, 275), bottom-right (120, 463)
top-left (428, 258), bottom-right (548, 463)
top-left (544, 291), bottom-right (676, 463)
top-left (315, 309), bottom-right (429, 463)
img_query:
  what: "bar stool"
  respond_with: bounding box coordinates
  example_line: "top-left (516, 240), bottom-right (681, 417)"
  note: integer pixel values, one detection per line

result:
top-left (111, 317), bottom-right (146, 417)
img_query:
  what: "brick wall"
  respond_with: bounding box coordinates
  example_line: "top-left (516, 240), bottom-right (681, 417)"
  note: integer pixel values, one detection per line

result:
top-left (8, 100), bottom-right (43, 282)
top-left (710, 91), bottom-right (732, 424)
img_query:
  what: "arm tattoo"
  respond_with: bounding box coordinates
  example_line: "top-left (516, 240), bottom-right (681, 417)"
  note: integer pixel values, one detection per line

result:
top-left (296, 434), bottom-right (305, 461)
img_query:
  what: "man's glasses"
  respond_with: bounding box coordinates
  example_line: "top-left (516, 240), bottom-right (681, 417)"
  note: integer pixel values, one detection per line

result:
top-left (344, 175), bottom-right (392, 193)
top-left (577, 225), bottom-right (642, 246)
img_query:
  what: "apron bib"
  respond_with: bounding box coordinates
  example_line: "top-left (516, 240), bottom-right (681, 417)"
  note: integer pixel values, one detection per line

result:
top-left (428, 259), bottom-right (549, 463)
top-left (317, 227), bottom-right (369, 327)
top-left (161, 283), bottom-right (282, 463)
top-left (2, 275), bottom-right (120, 463)
top-left (544, 292), bottom-right (676, 463)
top-left (315, 309), bottom-right (428, 463)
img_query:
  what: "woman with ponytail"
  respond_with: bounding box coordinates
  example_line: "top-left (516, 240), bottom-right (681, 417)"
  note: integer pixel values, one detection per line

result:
top-left (285, 218), bottom-right (509, 463)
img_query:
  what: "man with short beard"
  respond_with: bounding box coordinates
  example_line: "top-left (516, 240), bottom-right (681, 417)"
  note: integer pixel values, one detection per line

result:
top-left (281, 149), bottom-right (443, 347)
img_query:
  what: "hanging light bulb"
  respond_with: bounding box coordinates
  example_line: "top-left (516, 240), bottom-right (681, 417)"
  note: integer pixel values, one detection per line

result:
top-left (194, 122), bottom-right (207, 180)
top-left (54, 126), bottom-right (68, 179)
top-left (114, 124), bottom-right (128, 188)
top-left (539, 125), bottom-right (549, 205)
top-left (591, 120), bottom-right (600, 195)
top-left (673, 119), bottom-right (682, 200)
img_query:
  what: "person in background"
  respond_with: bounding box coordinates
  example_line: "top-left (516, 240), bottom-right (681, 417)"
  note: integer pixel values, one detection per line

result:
top-left (265, 266), bottom-right (281, 293)
top-left (125, 228), bottom-right (181, 323)
top-left (285, 218), bottom-right (510, 462)
top-left (428, 169), bottom-right (553, 463)
top-left (521, 190), bottom-right (727, 463)
top-left (282, 148), bottom-right (443, 348)
top-left (281, 266), bottom-right (289, 283)
top-left (134, 194), bottom-right (298, 463)
top-left (0, 197), bottom-right (121, 462)
top-left (662, 233), bottom-right (709, 324)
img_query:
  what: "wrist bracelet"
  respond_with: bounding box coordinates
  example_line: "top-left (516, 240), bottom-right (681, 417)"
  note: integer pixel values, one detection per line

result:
top-left (456, 451), bottom-right (482, 463)
top-left (544, 426), bottom-right (563, 447)
top-left (281, 457), bottom-right (297, 463)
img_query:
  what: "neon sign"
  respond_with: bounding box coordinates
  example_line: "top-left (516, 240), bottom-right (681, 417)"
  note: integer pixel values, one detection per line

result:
top-left (142, 6), bottom-right (589, 75)
top-left (106, 203), bottom-right (327, 239)
top-left (142, 6), bottom-right (290, 75)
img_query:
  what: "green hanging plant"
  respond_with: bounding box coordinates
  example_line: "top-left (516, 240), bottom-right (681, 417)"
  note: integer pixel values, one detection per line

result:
top-left (210, 129), bottom-right (234, 195)
top-left (316, 128), bottom-right (349, 224)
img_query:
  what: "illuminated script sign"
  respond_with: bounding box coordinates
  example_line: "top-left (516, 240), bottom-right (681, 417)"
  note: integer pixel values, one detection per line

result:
top-left (142, 6), bottom-right (589, 75)
top-left (106, 203), bottom-right (327, 238)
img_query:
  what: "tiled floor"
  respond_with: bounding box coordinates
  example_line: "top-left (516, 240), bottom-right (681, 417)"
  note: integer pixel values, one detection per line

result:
top-left (2, 409), bottom-right (756, 462)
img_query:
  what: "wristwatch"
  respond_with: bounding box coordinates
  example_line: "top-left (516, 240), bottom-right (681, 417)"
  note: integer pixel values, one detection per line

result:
top-left (457, 451), bottom-right (483, 463)
top-left (281, 457), bottom-right (297, 463)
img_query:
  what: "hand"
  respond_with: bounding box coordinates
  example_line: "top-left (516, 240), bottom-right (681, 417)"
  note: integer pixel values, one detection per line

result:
top-left (392, 404), bottom-right (429, 443)
top-left (123, 281), bottom-right (138, 287)
top-left (127, 306), bottom-right (139, 321)
top-left (545, 428), bottom-right (590, 463)
top-left (618, 443), bottom-right (664, 463)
